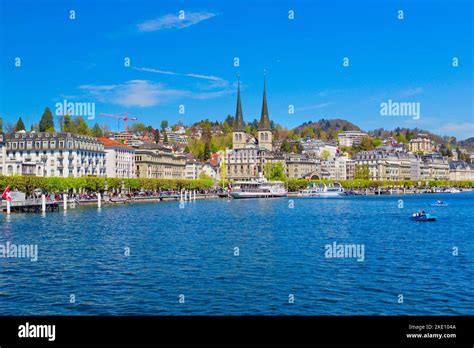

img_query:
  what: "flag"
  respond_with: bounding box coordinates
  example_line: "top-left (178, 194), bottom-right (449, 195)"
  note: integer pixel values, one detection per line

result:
top-left (2, 186), bottom-right (12, 202)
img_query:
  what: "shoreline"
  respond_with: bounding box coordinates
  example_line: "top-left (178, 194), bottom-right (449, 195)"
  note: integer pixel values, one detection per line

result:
top-left (2, 189), bottom-right (471, 213)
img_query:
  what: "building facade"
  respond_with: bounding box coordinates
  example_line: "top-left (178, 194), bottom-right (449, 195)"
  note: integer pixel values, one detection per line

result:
top-left (4, 132), bottom-right (106, 177)
top-left (420, 154), bottom-right (450, 180)
top-left (449, 161), bottom-right (473, 181)
top-left (284, 154), bottom-right (319, 179)
top-left (354, 149), bottom-right (449, 181)
top-left (98, 138), bottom-right (135, 178)
top-left (185, 159), bottom-right (202, 180)
top-left (338, 131), bottom-right (368, 147)
top-left (135, 147), bottom-right (186, 179)
top-left (408, 135), bottom-right (435, 153)
top-left (0, 134), bottom-right (6, 175)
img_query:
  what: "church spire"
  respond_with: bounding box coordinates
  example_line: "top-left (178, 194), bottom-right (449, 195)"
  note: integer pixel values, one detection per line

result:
top-left (258, 74), bottom-right (271, 131)
top-left (233, 75), bottom-right (245, 132)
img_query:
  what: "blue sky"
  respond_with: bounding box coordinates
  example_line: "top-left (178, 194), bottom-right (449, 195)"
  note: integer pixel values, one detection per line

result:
top-left (0, 0), bottom-right (473, 139)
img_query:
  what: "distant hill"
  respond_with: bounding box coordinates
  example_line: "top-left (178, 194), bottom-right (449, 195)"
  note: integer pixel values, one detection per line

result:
top-left (294, 118), bottom-right (361, 133)
top-left (458, 137), bottom-right (474, 151)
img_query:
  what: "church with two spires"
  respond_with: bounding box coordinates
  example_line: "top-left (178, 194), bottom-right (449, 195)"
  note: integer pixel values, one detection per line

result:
top-left (226, 77), bottom-right (281, 180)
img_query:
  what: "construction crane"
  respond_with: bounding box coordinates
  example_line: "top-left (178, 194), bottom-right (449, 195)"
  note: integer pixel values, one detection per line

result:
top-left (100, 112), bottom-right (138, 145)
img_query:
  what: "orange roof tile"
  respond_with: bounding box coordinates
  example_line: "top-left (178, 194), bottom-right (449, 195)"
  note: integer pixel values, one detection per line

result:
top-left (98, 137), bottom-right (133, 149)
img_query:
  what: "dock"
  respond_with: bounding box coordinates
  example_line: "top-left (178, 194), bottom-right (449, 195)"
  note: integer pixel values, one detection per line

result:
top-left (1, 199), bottom-right (60, 213)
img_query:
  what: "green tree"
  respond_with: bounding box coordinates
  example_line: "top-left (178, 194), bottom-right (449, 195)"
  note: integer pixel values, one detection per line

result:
top-left (74, 116), bottom-right (91, 135)
top-left (91, 123), bottom-right (103, 137)
top-left (39, 107), bottom-right (55, 132)
top-left (372, 138), bottom-right (382, 148)
top-left (354, 164), bottom-right (370, 180)
top-left (280, 139), bottom-right (291, 153)
top-left (203, 142), bottom-right (211, 161)
top-left (321, 149), bottom-right (331, 161)
top-left (131, 123), bottom-right (147, 134)
top-left (154, 129), bottom-right (160, 143)
top-left (264, 162), bottom-right (287, 181)
top-left (15, 117), bottom-right (26, 131)
top-left (160, 120), bottom-right (168, 132)
top-left (63, 114), bottom-right (74, 133)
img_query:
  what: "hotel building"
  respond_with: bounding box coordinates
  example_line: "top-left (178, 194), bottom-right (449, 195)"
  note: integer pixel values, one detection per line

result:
top-left (4, 132), bottom-right (106, 177)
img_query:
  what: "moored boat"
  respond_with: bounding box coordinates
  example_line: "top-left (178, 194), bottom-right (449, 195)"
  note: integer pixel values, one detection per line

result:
top-left (299, 182), bottom-right (345, 197)
top-left (229, 179), bottom-right (287, 199)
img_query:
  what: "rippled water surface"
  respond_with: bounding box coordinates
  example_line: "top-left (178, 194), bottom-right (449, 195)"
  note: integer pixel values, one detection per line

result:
top-left (1, 193), bottom-right (473, 315)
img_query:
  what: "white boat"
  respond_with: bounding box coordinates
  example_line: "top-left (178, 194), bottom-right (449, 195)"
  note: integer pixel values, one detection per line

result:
top-left (448, 188), bottom-right (461, 193)
top-left (229, 179), bottom-right (288, 199)
top-left (299, 182), bottom-right (345, 197)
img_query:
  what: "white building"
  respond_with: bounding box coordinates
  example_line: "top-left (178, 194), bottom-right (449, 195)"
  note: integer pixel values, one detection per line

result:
top-left (0, 134), bottom-right (6, 175)
top-left (98, 137), bottom-right (135, 178)
top-left (338, 131), bottom-right (368, 147)
top-left (449, 161), bottom-right (473, 181)
top-left (185, 159), bottom-right (202, 180)
top-left (335, 156), bottom-right (354, 180)
top-left (201, 162), bottom-right (218, 179)
top-left (4, 132), bottom-right (106, 177)
top-left (301, 139), bottom-right (338, 159)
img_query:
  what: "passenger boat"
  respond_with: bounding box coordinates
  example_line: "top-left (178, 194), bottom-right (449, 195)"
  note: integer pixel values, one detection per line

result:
top-left (229, 179), bottom-right (287, 199)
top-left (299, 182), bottom-right (345, 197)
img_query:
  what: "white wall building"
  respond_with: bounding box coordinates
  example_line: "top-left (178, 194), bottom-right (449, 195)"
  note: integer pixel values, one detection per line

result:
top-left (98, 138), bottom-right (135, 178)
top-left (185, 159), bottom-right (202, 180)
top-left (4, 132), bottom-right (106, 177)
top-left (0, 134), bottom-right (6, 175)
top-left (201, 162), bottom-right (218, 179)
top-left (449, 161), bottom-right (474, 181)
top-left (338, 131), bottom-right (368, 147)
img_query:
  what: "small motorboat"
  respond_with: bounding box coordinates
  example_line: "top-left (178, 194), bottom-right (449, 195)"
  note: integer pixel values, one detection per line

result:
top-left (410, 211), bottom-right (436, 222)
top-left (429, 200), bottom-right (448, 207)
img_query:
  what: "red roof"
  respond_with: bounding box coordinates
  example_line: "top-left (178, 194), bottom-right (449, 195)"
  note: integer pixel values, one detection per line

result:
top-left (98, 137), bottom-right (133, 149)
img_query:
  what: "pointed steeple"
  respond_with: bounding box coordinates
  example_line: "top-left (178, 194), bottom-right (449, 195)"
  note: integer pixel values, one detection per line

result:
top-left (233, 75), bottom-right (245, 132)
top-left (258, 74), bottom-right (271, 131)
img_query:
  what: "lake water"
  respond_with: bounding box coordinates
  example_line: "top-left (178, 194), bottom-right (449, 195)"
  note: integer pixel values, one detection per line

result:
top-left (0, 193), bottom-right (473, 315)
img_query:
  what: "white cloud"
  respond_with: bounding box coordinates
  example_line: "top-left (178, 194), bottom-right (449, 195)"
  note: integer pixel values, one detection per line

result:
top-left (79, 80), bottom-right (186, 107)
top-left (398, 87), bottom-right (424, 98)
top-left (297, 102), bottom-right (333, 112)
top-left (137, 11), bottom-right (218, 32)
top-left (436, 122), bottom-right (474, 138)
top-left (78, 78), bottom-right (232, 107)
top-left (132, 66), bottom-right (223, 81)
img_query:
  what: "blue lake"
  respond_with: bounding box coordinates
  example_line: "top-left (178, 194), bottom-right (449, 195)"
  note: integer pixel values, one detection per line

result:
top-left (0, 193), bottom-right (473, 315)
